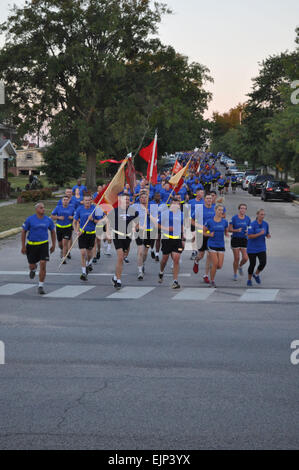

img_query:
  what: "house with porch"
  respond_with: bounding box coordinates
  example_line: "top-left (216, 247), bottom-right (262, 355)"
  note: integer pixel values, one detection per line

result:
top-left (0, 138), bottom-right (17, 199)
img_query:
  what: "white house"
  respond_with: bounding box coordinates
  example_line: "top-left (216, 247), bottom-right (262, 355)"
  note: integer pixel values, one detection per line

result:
top-left (0, 139), bottom-right (17, 198)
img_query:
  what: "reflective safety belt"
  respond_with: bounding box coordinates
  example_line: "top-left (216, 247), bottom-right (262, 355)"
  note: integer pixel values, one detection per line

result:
top-left (112, 229), bottom-right (132, 237)
top-left (56, 223), bottom-right (72, 228)
top-left (162, 233), bottom-right (180, 239)
top-left (27, 240), bottom-right (48, 245)
top-left (80, 229), bottom-right (96, 234)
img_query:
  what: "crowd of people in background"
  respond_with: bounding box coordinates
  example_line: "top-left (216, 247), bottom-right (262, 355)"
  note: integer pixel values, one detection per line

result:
top-left (20, 151), bottom-right (271, 294)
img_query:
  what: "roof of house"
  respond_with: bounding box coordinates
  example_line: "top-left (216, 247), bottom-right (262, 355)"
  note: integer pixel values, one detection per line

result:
top-left (0, 139), bottom-right (17, 157)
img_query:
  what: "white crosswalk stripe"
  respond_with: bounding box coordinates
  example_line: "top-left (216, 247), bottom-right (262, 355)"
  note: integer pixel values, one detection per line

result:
top-left (0, 283), bottom-right (34, 295)
top-left (107, 286), bottom-right (155, 299)
top-left (172, 288), bottom-right (212, 301)
top-left (44, 285), bottom-right (95, 298)
top-left (239, 289), bottom-right (279, 302)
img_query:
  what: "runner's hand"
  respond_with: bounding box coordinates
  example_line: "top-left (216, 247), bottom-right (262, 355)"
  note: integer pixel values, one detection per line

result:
top-left (50, 246), bottom-right (55, 254)
top-left (21, 247), bottom-right (26, 255)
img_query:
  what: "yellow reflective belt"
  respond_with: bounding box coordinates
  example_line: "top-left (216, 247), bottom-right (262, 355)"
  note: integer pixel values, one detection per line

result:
top-left (180, 200), bottom-right (185, 204)
top-left (145, 228), bottom-right (153, 232)
top-left (163, 233), bottom-right (180, 239)
top-left (97, 224), bottom-right (105, 228)
top-left (27, 240), bottom-right (48, 246)
top-left (112, 229), bottom-right (132, 237)
top-left (56, 223), bottom-right (72, 228)
top-left (80, 229), bottom-right (96, 234)
top-left (197, 229), bottom-right (203, 233)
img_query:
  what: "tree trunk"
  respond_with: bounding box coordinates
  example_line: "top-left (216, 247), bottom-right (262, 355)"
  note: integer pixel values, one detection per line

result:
top-left (275, 167), bottom-right (279, 179)
top-left (86, 152), bottom-right (97, 191)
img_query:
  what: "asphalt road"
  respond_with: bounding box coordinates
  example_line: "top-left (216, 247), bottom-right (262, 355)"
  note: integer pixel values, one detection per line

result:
top-left (0, 186), bottom-right (299, 450)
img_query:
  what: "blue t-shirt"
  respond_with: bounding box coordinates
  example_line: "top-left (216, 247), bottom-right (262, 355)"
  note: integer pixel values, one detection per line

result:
top-left (74, 205), bottom-right (100, 232)
top-left (230, 215), bottom-right (251, 239)
top-left (51, 205), bottom-right (75, 227)
top-left (191, 183), bottom-right (204, 194)
top-left (22, 214), bottom-right (54, 243)
top-left (72, 184), bottom-right (87, 197)
top-left (58, 196), bottom-right (80, 209)
top-left (247, 220), bottom-right (269, 254)
top-left (203, 205), bottom-right (216, 225)
top-left (218, 178), bottom-right (226, 186)
top-left (159, 208), bottom-right (184, 238)
top-left (160, 188), bottom-right (173, 204)
top-left (205, 218), bottom-right (228, 249)
top-left (189, 198), bottom-right (204, 220)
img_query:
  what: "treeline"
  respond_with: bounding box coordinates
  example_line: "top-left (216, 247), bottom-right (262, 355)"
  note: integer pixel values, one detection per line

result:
top-left (0, 0), bottom-right (212, 188)
top-left (210, 27), bottom-right (299, 181)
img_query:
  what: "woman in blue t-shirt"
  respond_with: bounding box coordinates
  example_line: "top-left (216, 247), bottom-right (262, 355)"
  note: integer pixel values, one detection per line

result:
top-left (229, 204), bottom-right (251, 281)
top-left (247, 209), bottom-right (271, 286)
top-left (203, 205), bottom-right (229, 288)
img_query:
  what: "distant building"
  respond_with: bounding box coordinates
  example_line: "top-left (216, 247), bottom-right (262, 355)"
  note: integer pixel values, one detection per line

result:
top-left (15, 145), bottom-right (45, 176)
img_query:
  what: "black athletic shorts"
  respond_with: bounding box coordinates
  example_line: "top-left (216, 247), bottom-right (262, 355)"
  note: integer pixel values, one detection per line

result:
top-left (136, 231), bottom-right (156, 248)
top-left (113, 238), bottom-right (131, 252)
top-left (56, 226), bottom-right (72, 242)
top-left (231, 237), bottom-right (248, 249)
top-left (198, 235), bottom-right (209, 252)
top-left (208, 246), bottom-right (225, 252)
top-left (26, 242), bottom-right (49, 264)
top-left (225, 182), bottom-right (229, 187)
top-left (161, 238), bottom-right (183, 255)
top-left (78, 232), bottom-right (96, 250)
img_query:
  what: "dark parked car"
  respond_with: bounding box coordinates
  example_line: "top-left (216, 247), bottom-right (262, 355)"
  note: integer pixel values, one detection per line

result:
top-left (249, 174), bottom-right (274, 196)
top-left (261, 180), bottom-right (292, 202)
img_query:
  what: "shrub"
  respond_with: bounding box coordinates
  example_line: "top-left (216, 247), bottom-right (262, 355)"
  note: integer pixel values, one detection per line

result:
top-left (17, 188), bottom-right (53, 203)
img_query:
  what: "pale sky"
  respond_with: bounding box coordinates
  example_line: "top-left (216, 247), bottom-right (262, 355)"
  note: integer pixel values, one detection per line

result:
top-left (1, 0), bottom-right (298, 118)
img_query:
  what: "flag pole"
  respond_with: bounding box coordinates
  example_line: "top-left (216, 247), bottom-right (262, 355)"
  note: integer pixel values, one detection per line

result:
top-left (145, 130), bottom-right (157, 208)
top-left (165, 156), bottom-right (192, 206)
top-left (58, 155), bottom-right (131, 270)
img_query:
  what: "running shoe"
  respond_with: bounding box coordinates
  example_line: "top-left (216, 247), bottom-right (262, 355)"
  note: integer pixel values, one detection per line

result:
top-left (38, 286), bottom-right (46, 295)
top-left (155, 255), bottom-right (159, 262)
top-left (106, 251), bottom-right (112, 257)
top-left (203, 275), bottom-right (210, 284)
top-left (80, 273), bottom-right (88, 281)
top-left (63, 260), bottom-right (67, 265)
top-left (233, 274), bottom-right (237, 281)
top-left (190, 251), bottom-right (196, 260)
top-left (115, 281), bottom-right (122, 290)
top-left (247, 280), bottom-right (253, 287)
top-left (253, 274), bottom-right (261, 284)
top-left (142, 265), bottom-right (145, 274)
top-left (96, 251), bottom-right (101, 260)
top-left (138, 273), bottom-right (144, 281)
top-left (87, 264), bottom-right (93, 273)
top-left (193, 262), bottom-right (199, 274)
top-left (171, 280), bottom-right (180, 289)
top-left (238, 266), bottom-right (243, 276)
top-left (124, 257), bottom-right (129, 264)
top-left (29, 270), bottom-right (36, 279)
top-left (92, 257), bottom-right (97, 264)
top-left (111, 276), bottom-right (117, 287)
top-left (158, 272), bottom-right (164, 284)
top-left (67, 253), bottom-right (71, 260)
top-left (151, 251), bottom-right (155, 259)
top-left (210, 281), bottom-right (216, 288)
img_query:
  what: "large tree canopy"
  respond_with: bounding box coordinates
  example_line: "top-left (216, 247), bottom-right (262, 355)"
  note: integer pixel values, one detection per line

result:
top-left (0, 0), bottom-right (212, 188)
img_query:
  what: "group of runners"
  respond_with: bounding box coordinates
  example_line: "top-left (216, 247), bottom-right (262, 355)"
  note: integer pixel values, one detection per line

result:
top-left (20, 152), bottom-right (271, 295)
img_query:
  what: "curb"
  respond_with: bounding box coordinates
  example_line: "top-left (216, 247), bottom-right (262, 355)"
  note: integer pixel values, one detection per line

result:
top-left (293, 200), bottom-right (299, 206)
top-left (0, 227), bottom-right (22, 240)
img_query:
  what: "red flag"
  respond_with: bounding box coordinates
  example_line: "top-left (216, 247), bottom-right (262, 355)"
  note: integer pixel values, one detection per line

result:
top-left (125, 157), bottom-right (136, 193)
top-left (139, 137), bottom-right (158, 184)
top-left (93, 159), bottom-right (127, 210)
top-left (172, 160), bottom-right (183, 175)
top-left (99, 159), bottom-right (123, 164)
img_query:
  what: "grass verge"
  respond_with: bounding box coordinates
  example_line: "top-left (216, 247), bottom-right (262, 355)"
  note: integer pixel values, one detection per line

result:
top-left (0, 200), bottom-right (58, 233)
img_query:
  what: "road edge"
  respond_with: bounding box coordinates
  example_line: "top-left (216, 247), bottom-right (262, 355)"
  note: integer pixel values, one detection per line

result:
top-left (0, 227), bottom-right (22, 239)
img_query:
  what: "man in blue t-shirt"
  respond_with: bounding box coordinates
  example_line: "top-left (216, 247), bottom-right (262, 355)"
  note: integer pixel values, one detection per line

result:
top-left (21, 202), bottom-right (56, 295)
top-left (74, 195), bottom-right (101, 281)
top-left (72, 179), bottom-right (87, 198)
top-left (246, 209), bottom-right (271, 286)
top-left (51, 197), bottom-right (75, 263)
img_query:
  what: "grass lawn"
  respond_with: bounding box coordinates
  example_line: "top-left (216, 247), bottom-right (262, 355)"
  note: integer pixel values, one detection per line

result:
top-left (8, 175), bottom-right (83, 191)
top-left (0, 200), bottom-right (59, 233)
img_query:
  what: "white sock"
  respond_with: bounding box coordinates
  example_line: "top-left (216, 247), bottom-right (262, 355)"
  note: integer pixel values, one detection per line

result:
top-left (107, 244), bottom-right (111, 251)
top-left (160, 271), bottom-right (164, 275)
top-left (155, 252), bottom-right (159, 257)
top-left (138, 266), bottom-right (143, 273)
top-left (82, 267), bottom-right (86, 274)
top-left (38, 282), bottom-right (44, 287)
top-left (86, 259), bottom-right (92, 266)
top-left (117, 278), bottom-right (121, 283)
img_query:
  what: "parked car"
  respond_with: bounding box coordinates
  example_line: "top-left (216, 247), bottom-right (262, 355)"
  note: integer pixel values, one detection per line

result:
top-left (244, 169), bottom-right (260, 177)
top-left (242, 174), bottom-right (255, 190)
top-left (235, 172), bottom-right (245, 185)
top-left (261, 180), bottom-right (292, 202)
top-left (226, 159), bottom-right (236, 168)
top-left (250, 174), bottom-right (274, 196)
